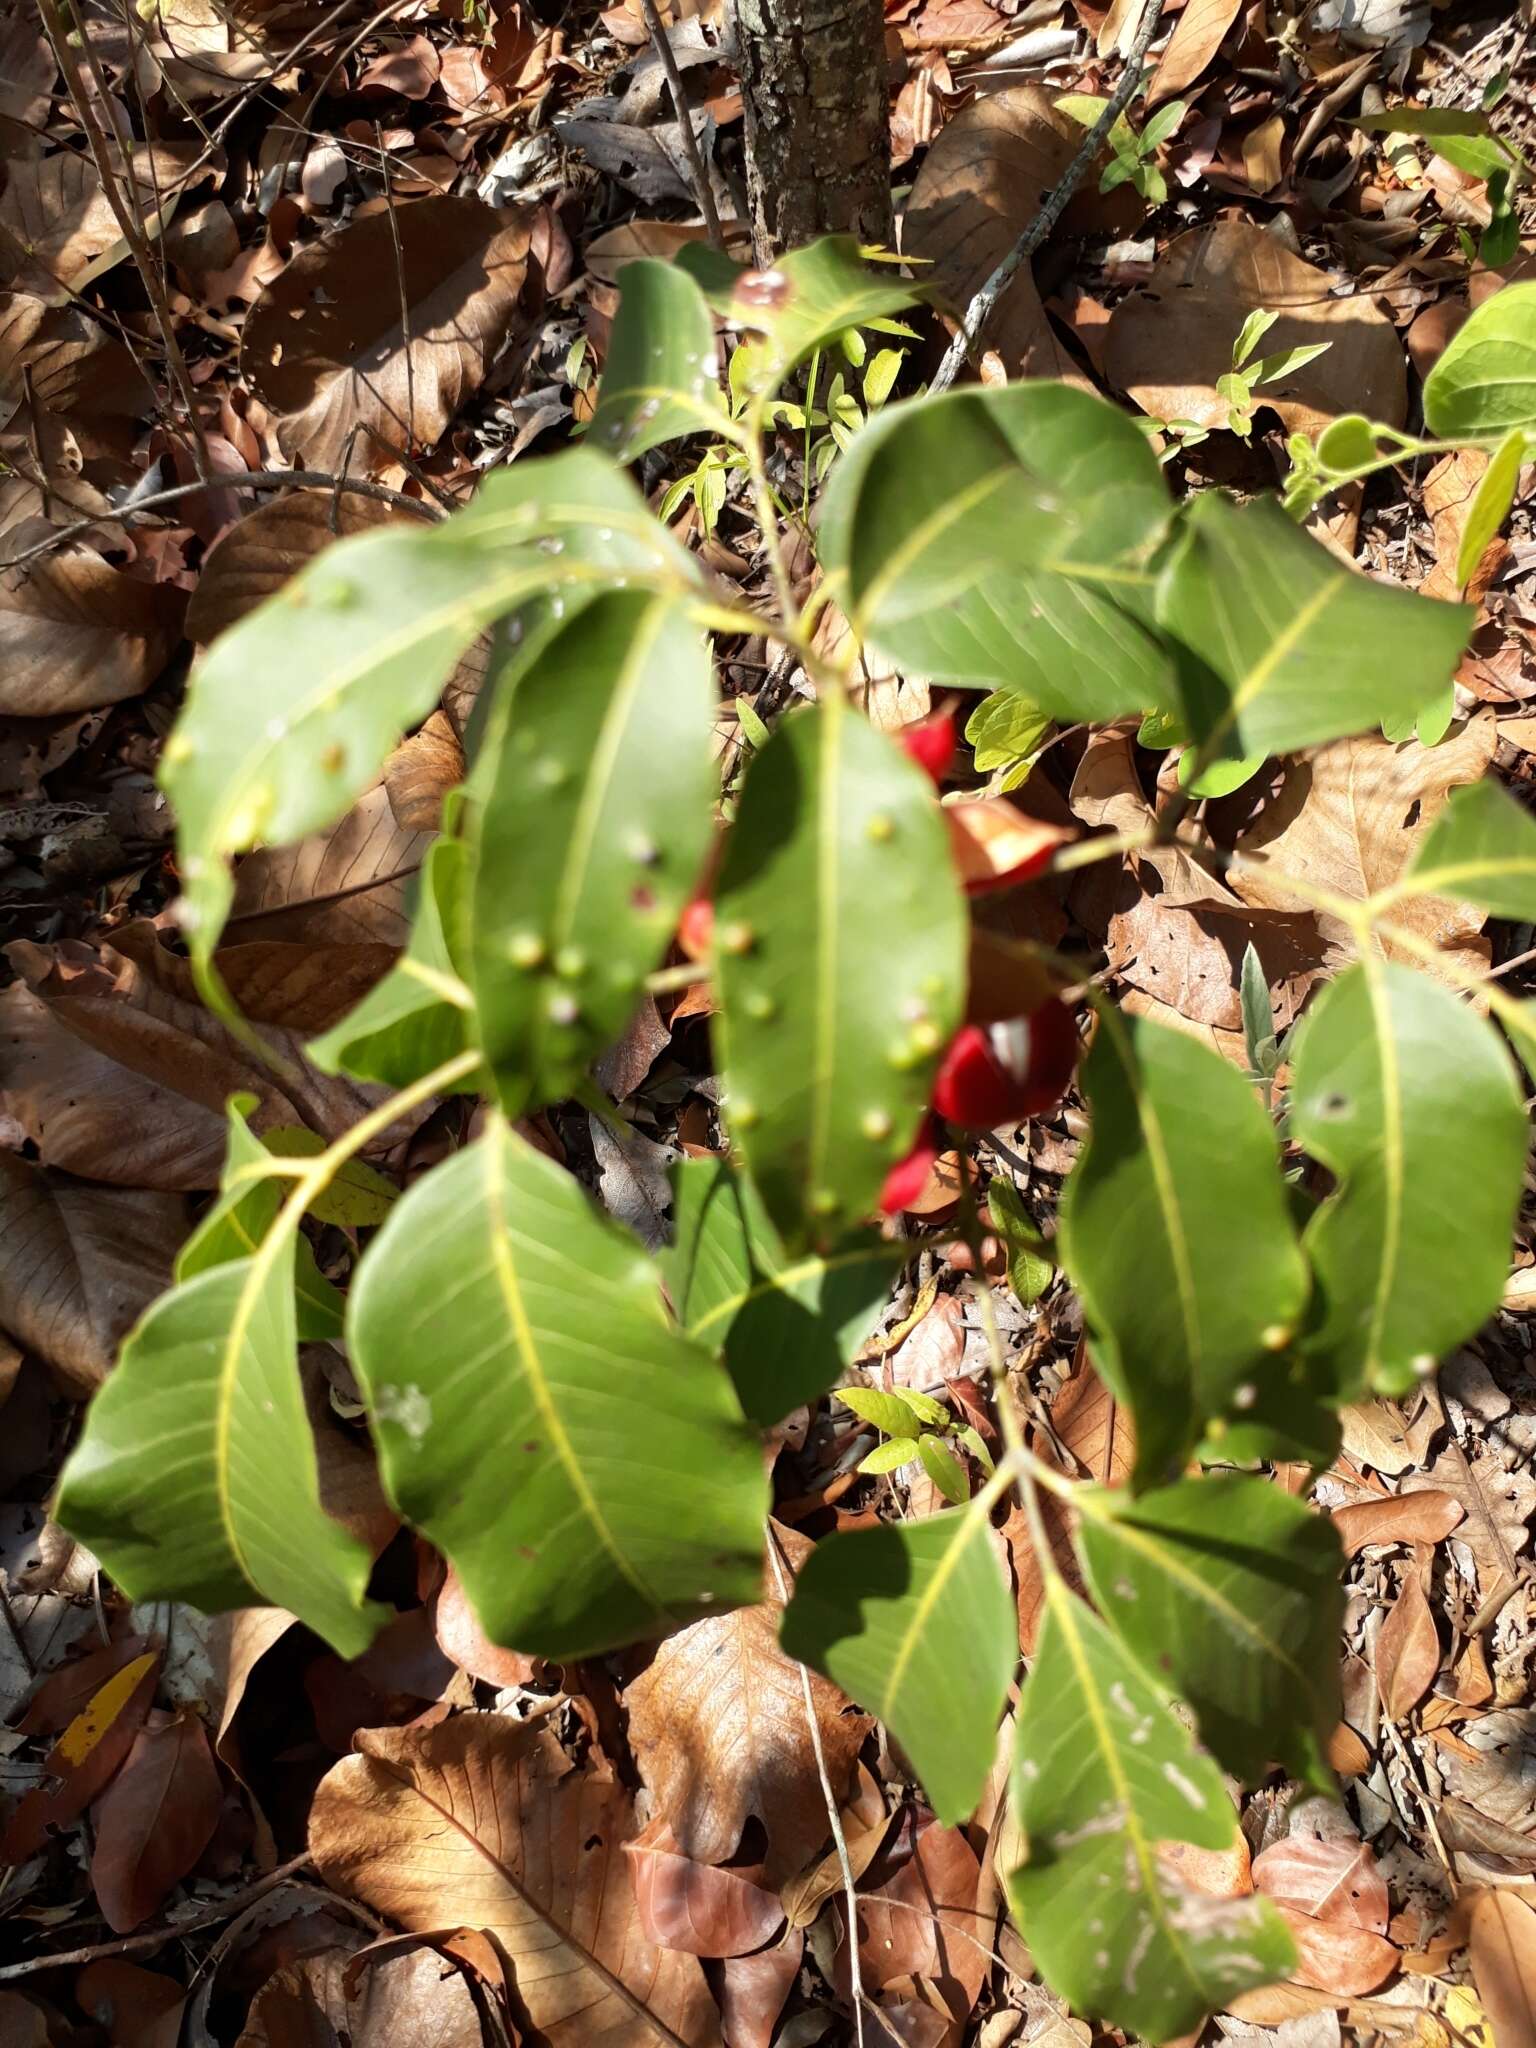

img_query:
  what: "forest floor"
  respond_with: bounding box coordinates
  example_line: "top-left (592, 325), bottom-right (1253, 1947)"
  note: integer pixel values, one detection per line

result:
top-left (3, 0), bottom-right (1536, 2044)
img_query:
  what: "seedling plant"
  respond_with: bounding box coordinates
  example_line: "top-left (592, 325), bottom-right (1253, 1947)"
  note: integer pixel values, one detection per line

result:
top-left (56, 244), bottom-right (1536, 2040)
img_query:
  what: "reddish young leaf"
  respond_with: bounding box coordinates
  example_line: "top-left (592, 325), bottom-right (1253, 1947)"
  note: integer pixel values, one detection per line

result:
top-left (90, 1709), bottom-right (223, 1931)
top-left (0, 1651), bottom-right (159, 1863)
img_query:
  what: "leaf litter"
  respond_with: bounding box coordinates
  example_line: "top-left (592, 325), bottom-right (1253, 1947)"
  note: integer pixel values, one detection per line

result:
top-left (3, 0), bottom-right (1536, 2043)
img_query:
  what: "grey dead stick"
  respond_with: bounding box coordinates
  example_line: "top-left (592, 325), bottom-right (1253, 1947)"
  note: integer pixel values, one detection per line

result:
top-left (637, 0), bottom-right (726, 251)
top-left (929, 0), bottom-right (1168, 395)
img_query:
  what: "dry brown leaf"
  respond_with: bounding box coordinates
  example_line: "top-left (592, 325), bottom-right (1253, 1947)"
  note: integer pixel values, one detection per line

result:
top-left (0, 1155), bottom-right (186, 1396)
top-left (1251, 1836), bottom-right (1398, 1998)
top-left (384, 711), bottom-right (466, 835)
top-left (1, 924), bottom-right (403, 1189)
top-left (585, 218), bottom-right (751, 284)
top-left (904, 87), bottom-right (1134, 381)
top-left (1069, 729), bottom-right (1321, 1031)
top-left (1376, 1567), bottom-right (1441, 1721)
top-left (1468, 1887), bottom-right (1536, 2048)
top-left (1, 529), bottom-right (186, 715)
top-left (1146, 0), bottom-right (1242, 105)
top-left (626, 1817), bottom-right (786, 1958)
top-left (1104, 221), bottom-right (1407, 434)
top-left (0, 292), bottom-right (151, 418)
top-left (1421, 451), bottom-right (1512, 604)
top-left (717, 1932), bottom-right (803, 2048)
top-left (0, 152), bottom-right (121, 297)
top-left (780, 1768), bottom-right (893, 1929)
top-left (836, 1815), bottom-right (989, 2018)
top-left (242, 196), bottom-right (537, 470)
top-left (0, 1650), bottom-right (160, 1864)
top-left (90, 1710), bottom-right (222, 1933)
top-left (228, 784), bottom-right (433, 949)
top-left (1228, 719), bottom-right (1496, 987)
top-left (310, 1714), bottom-right (717, 2046)
top-left (185, 490), bottom-right (402, 646)
top-left (625, 1527), bottom-right (871, 1885)
top-left (888, 1289), bottom-right (966, 1391)
top-left (429, 1560), bottom-right (540, 1690)
top-left (1338, 1400), bottom-right (1415, 1476)
top-left (1331, 1491), bottom-right (1464, 1556)
top-left (236, 1943), bottom-right (485, 2048)
top-left (1405, 1439), bottom-right (1532, 1603)
top-left (1007, 1350), bottom-right (1132, 1652)
top-left (1243, 113), bottom-right (1287, 193)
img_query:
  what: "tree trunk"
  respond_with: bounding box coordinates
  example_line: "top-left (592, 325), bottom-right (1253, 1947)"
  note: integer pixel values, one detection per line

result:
top-left (728, 0), bottom-right (894, 264)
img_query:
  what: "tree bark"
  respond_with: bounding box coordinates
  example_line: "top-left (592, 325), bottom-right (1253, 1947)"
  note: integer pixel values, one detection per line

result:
top-left (728, 0), bottom-right (894, 264)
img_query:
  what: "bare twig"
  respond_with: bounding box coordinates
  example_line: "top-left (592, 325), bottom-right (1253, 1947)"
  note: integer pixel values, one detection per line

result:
top-left (930, 0), bottom-right (1167, 394)
top-left (0, 1854), bottom-right (313, 1981)
top-left (40, 0), bottom-right (214, 481)
top-left (636, 0), bottom-right (725, 251)
top-left (0, 471), bottom-right (444, 574)
top-left (767, 1528), bottom-right (866, 2048)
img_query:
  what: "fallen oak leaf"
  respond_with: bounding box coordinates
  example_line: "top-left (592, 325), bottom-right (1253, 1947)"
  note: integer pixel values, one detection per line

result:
top-left (309, 1713), bottom-right (718, 2046)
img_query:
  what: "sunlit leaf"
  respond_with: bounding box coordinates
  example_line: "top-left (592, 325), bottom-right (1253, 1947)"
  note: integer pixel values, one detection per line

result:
top-left (821, 384), bottom-right (1176, 718)
top-left (1156, 493), bottom-right (1473, 771)
top-left (57, 1133), bottom-right (383, 1657)
top-left (678, 236), bottom-right (917, 394)
top-left (1457, 427), bottom-right (1526, 587)
top-left (1059, 1006), bottom-right (1309, 1485)
top-left (1007, 1580), bottom-right (1294, 2041)
top-left (780, 1505), bottom-right (1015, 1824)
top-left (1394, 772), bottom-right (1536, 924)
top-left (1423, 282), bottom-right (1536, 437)
top-left (469, 589), bottom-right (716, 1118)
top-left (715, 695), bottom-right (967, 1251)
top-left (1075, 1475), bottom-right (1342, 1790)
top-left (348, 1119), bottom-right (767, 1658)
top-left (1290, 959), bottom-right (1526, 1399)
top-left (587, 258), bottom-right (725, 458)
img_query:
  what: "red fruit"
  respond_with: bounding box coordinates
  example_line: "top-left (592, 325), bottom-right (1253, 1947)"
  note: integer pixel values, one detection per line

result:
top-left (897, 712), bottom-right (955, 787)
top-left (677, 896), bottom-right (714, 961)
top-left (930, 1002), bottom-right (1078, 1129)
top-left (944, 800), bottom-right (1071, 895)
top-left (879, 1115), bottom-right (942, 1216)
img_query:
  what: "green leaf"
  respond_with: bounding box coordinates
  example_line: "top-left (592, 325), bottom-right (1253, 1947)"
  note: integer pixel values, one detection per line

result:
top-left (918, 1432), bottom-right (970, 1503)
top-left (1007, 1581), bottom-right (1294, 2042)
top-left (166, 452), bottom-right (697, 971)
top-left (1398, 774), bottom-right (1536, 920)
top-left (1139, 100), bottom-right (1188, 153)
top-left (965, 691), bottom-right (1053, 775)
top-left (57, 1134), bottom-right (383, 1657)
top-left (1424, 283), bottom-right (1536, 437)
top-left (898, 1387), bottom-right (953, 1430)
top-left (1157, 493), bottom-right (1473, 770)
top-left (860, 1436), bottom-right (920, 1473)
top-left (587, 258), bottom-right (724, 458)
top-left (1350, 107), bottom-right (1523, 184)
top-left (1459, 426), bottom-right (1528, 587)
top-left (1253, 342), bottom-right (1333, 385)
top-left (987, 1180), bottom-right (1053, 1307)
top-left (837, 1385), bottom-right (933, 1436)
top-left (1290, 959), bottom-right (1526, 1399)
top-left (469, 589), bottom-right (716, 1118)
top-left (1232, 308), bottom-right (1278, 368)
top-left (1075, 1475), bottom-right (1343, 1790)
top-left (820, 383), bottom-right (1176, 719)
top-left (1239, 943), bottom-right (1278, 1080)
top-left (348, 1119), bottom-right (767, 1659)
top-left (1059, 1006), bottom-right (1309, 1485)
top-left (662, 1156), bottom-right (898, 1424)
top-left (1314, 412), bottom-right (1379, 472)
top-left (678, 237), bottom-right (917, 396)
top-left (258, 1131), bottom-right (396, 1227)
top-left (176, 1099), bottom-right (343, 1339)
top-left (307, 836), bottom-right (477, 1090)
top-left (715, 695), bottom-right (967, 1251)
top-left (780, 1504), bottom-right (1016, 1824)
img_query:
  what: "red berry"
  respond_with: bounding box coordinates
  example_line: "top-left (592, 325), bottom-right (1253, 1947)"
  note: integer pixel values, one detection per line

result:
top-left (878, 1115), bottom-right (942, 1215)
top-left (930, 1002), bottom-right (1078, 1129)
top-left (897, 712), bottom-right (956, 787)
top-left (677, 897), bottom-right (714, 961)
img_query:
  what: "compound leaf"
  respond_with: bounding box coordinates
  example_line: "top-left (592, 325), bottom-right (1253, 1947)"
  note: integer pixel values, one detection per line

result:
top-left (1075, 1475), bottom-right (1343, 1791)
top-left (821, 383), bottom-right (1175, 718)
top-left (780, 1505), bottom-right (1015, 1825)
top-left (469, 589), bottom-right (716, 1118)
top-left (715, 694), bottom-right (967, 1252)
top-left (347, 1119), bottom-right (767, 1659)
top-left (1156, 493), bottom-right (1473, 770)
top-left (1059, 1007), bottom-right (1308, 1486)
top-left (1008, 1581), bottom-right (1293, 2042)
top-left (1290, 959), bottom-right (1526, 1399)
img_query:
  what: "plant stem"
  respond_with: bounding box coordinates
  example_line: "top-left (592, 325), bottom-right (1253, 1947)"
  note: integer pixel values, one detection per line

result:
top-left (637, 0), bottom-right (725, 250)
